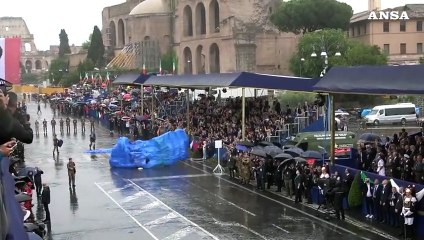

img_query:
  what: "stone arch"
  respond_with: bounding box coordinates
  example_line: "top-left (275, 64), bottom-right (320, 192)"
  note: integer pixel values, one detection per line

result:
top-left (209, 43), bottom-right (220, 73)
top-left (209, 0), bottom-right (220, 33)
top-left (35, 60), bottom-right (42, 70)
top-left (25, 60), bottom-right (33, 73)
top-left (183, 47), bottom-right (193, 74)
top-left (196, 45), bottom-right (205, 74)
top-left (183, 5), bottom-right (193, 37)
top-left (117, 19), bottom-right (125, 46)
top-left (109, 21), bottom-right (117, 47)
top-left (195, 3), bottom-right (206, 35)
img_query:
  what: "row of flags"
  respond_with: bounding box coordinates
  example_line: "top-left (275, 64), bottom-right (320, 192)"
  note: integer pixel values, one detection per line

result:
top-left (79, 72), bottom-right (111, 86)
top-left (142, 59), bottom-right (176, 76)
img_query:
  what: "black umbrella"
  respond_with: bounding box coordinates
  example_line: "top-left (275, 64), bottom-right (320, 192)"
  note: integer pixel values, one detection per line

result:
top-left (282, 145), bottom-right (296, 150)
top-left (274, 153), bottom-right (293, 160)
top-left (293, 157), bottom-right (307, 163)
top-left (359, 133), bottom-right (381, 143)
top-left (258, 141), bottom-right (274, 147)
top-left (281, 158), bottom-right (296, 167)
top-left (301, 150), bottom-right (323, 159)
top-left (18, 167), bottom-right (36, 178)
top-left (250, 146), bottom-right (267, 158)
top-left (284, 147), bottom-right (304, 157)
top-left (264, 145), bottom-right (284, 157)
top-left (238, 141), bottom-right (254, 147)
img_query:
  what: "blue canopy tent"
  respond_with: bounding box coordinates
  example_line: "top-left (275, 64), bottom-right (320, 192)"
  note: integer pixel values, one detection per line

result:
top-left (112, 72), bottom-right (151, 85)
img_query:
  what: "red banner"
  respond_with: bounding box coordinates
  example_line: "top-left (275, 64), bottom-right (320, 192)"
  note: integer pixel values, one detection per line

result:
top-left (0, 38), bottom-right (21, 84)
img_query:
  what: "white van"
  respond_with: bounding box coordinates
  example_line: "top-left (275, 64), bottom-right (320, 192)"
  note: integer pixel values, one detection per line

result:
top-left (365, 103), bottom-right (417, 125)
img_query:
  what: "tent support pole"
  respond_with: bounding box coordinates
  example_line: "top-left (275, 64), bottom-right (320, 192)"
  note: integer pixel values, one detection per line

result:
top-left (186, 89), bottom-right (190, 132)
top-left (140, 84), bottom-right (144, 115)
top-left (151, 85), bottom-right (155, 121)
top-left (329, 94), bottom-right (336, 166)
top-left (242, 88), bottom-right (246, 141)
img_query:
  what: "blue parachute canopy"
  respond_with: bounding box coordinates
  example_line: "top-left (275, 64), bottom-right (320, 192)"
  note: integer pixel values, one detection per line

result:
top-left (109, 129), bottom-right (189, 168)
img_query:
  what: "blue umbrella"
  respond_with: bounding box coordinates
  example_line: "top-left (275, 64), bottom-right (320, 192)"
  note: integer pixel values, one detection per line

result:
top-left (235, 144), bottom-right (248, 152)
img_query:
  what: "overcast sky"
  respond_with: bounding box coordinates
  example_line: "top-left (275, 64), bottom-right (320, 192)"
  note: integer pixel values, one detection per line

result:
top-left (0, 0), bottom-right (422, 50)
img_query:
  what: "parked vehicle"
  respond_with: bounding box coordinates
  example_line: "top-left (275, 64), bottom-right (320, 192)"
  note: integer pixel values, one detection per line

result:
top-left (365, 103), bottom-right (417, 125)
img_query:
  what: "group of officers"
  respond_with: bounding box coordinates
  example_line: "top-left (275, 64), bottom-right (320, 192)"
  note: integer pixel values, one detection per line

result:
top-left (34, 117), bottom-right (95, 136)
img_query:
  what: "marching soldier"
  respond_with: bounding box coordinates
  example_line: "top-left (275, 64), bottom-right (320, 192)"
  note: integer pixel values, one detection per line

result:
top-left (65, 117), bottom-right (71, 134)
top-left (401, 188), bottom-right (417, 240)
top-left (51, 118), bottom-right (56, 134)
top-left (67, 158), bottom-right (76, 188)
top-left (89, 131), bottom-right (96, 150)
top-left (90, 117), bottom-right (95, 133)
top-left (240, 153), bottom-right (251, 184)
top-left (59, 118), bottom-right (64, 134)
top-left (73, 119), bottom-right (78, 134)
top-left (81, 117), bottom-right (86, 133)
top-left (53, 134), bottom-right (59, 155)
top-left (42, 119), bottom-right (48, 135)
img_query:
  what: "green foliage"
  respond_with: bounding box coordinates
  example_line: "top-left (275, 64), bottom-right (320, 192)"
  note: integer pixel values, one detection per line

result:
top-left (160, 51), bottom-right (178, 74)
top-left (277, 91), bottom-right (316, 107)
top-left (290, 29), bottom-right (388, 78)
top-left (60, 70), bottom-right (80, 87)
top-left (77, 59), bottom-right (95, 73)
top-left (48, 57), bottom-right (69, 85)
top-left (59, 29), bottom-right (71, 57)
top-left (87, 26), bottom-right (105, 68)
top-left (21, 73), bottom-right (39, 84)
top-left (348, 172), bottom-right (363, 208)
top-left (271, 0), bottom-right (353, 34)
top-left (82, 34), bottom-right (92, 50)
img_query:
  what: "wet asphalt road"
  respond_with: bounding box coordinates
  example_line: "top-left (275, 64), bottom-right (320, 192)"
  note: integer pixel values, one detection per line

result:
top-left (22, 100), bottom-right (393, 240)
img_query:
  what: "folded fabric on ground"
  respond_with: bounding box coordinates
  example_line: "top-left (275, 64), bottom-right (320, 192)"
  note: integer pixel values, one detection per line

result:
top-left (109, 129), bottom-right (189, 168)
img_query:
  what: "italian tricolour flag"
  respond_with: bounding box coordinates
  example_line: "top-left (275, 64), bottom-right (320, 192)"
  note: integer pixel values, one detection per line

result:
top-left (0, 38), bottom-right (21, 84)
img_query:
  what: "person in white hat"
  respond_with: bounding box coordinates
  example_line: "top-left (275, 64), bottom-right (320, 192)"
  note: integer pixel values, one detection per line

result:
top-left (401, 188), bottom-right (417, 239)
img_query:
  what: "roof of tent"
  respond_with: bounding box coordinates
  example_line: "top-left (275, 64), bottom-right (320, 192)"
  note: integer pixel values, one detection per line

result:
top-left (142, 72), bottom-right (319, 91)
top-left (112, 73), bottom-right (141, 85)
top-left (313, 65), bottom-right (424, 95)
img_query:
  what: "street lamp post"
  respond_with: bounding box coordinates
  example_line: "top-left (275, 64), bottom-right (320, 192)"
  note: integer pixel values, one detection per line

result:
top-left (300, 58), bottom-right (305, 77)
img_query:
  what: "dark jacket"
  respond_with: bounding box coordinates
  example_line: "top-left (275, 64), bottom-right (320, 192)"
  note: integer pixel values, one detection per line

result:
top-left (380, 184), bottom-right (391, 205)
top-left (342, 173), bottom-right (354, 193)
top-left (34, 169), bottom-right (44, 186)
top-left (0, 108), bottom-right (33, 145)
top-left (41, 187), bottom-right (50, 204)
top-left (373, 184), bottom-right (383, 202)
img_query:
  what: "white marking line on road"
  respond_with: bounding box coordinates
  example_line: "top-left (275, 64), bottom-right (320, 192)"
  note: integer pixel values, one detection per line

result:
top-left (120, 191), bottom-right (147, 204)
top-left (181, 161), bottom-right (370, 240)
top-left (107, 184), bottom-right (133, 194)
top-left (130, 173), bottom-right (212, 181)
top-left (162, 226), bottom-right (195, 240)
top-left (212, 218), bottom-right (268, 240)
top-left (95, 182), bottom-right (159, 240)
top-left (127, 179), bottom-right (219, 240)
top-left (272, 224), bottom-right (290, 234)
top-left (128, 201), bottom-right (162, 216)
top-left (145, 212), bottom-right (178, 229)
top-left (185, 180), bottom-right (256, 217)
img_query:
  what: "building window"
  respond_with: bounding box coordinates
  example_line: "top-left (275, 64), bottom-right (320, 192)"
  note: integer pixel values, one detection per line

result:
top-left (383, 44), bottom-right (390, 54)
top-left (400, 21), bottom-right (406, 32)
top-left (400, 43), bottom-right (406, 54)
top-left (418, 21), bottom-right (423, 31)
top-left (418, 43), bottom-right (423, 54)
top-left (383, 22), bottom-right (390, 32)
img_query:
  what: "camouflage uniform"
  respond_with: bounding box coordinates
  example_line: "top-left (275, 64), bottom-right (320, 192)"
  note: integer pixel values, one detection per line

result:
top-left (240, 157), bottom-right (251, 184)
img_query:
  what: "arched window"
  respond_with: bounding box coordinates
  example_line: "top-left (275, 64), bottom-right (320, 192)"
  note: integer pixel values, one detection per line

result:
top-left (195, 3), bottom-right (206, 35)
top-left (183, 47), bottom-right (193, 74)
top-left (35, 60), bottom-right (42, 70)
top-left (117, 19), bottom-right (125, 46)
top-left (209, 0), bottom-right (220, 33)
top-left (196, 45), bottom-right (205, 74)
top-left (183, 6), bottom-right (193, 37)
top-left (109, 21), bottom-right (117, 47)
top-left (209, 43), bottom-right (220, 73)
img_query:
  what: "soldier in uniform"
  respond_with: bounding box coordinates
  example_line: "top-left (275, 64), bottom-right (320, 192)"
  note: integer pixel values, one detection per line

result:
top-left (275, 160), bottom-right (284, 192)
top-left (401, 188), bottom-right (417, 240)
top-left (265, 159), bottom-right (275, 189)
top-left (403, 154), bottom-right (413, 181)
top-left (65, 117), bottom-right (71, 134)
top-left (67, 158), bottom-right (76, 188)
top-left (51, 118), bottom-right (56, 134)
top-left (283, 165), bottom-right (294, 198)
top-left (34, 120), bottom-right (40, 136)
top-left (42, 119), bottom-right (48, 135)
top-left (81, 117), bottom-right (86, 133)
top-left (254, 159), bottom-right (266, 190)
top-left (59, 118), bottom-right (64, 135)
top-left (227, 148), bottom-right (238, 179)
top-left (53, 134), bottom-right (59, 156)
top-left (240, 153), bottom-right (251, 184)
top-left (90, 117), bottom-right (95, 133)
top-left (73, 119), bottom-right (78, 134)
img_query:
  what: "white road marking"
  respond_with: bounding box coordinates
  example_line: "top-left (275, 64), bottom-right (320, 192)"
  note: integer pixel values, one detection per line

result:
top-left (272, 224), bottom-right (290, 233)
top-left (144, 213), bottom-right (178, 229)
top-left (213, 218), bottom-right (268, 240)
top-left (162, 226), bottom-right (196, 240)
top-left (127, 179), bottom-right (220, 240)
top-left (181, 161), bottom-right (370, 240)
top-left (107, 184), bottom-right (132, 194)
top-left (120, 191), bottom-right (147, 204)
top-left (185, 180), bottom-right (256, 216)
top-left (95, 182), bottom-right (159, 240)
top-left (130, 173), bottom-right (211, 181)
top-left (128, 201), bottom-right (162, 216)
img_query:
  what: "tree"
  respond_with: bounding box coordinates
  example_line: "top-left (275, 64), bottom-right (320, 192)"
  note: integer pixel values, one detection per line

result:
top-left (347, 172), bottom-right (363, 208)
top-left (290, 29), bottom-right (387, 78)
top-left (87, 26), bottom-right (105, 68)
top-left (21, 73), bottom-right (39, 84)
top-left (271, 0), bottom-right (353, 34)
top-left (82, 34), bottom-right (92, 50)
top-left (160, 51), bottom-right (178, 74)
top-left (48, 58), bottom-right (69, 85)
top-left (59, 29), bottom-right (71, 57)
